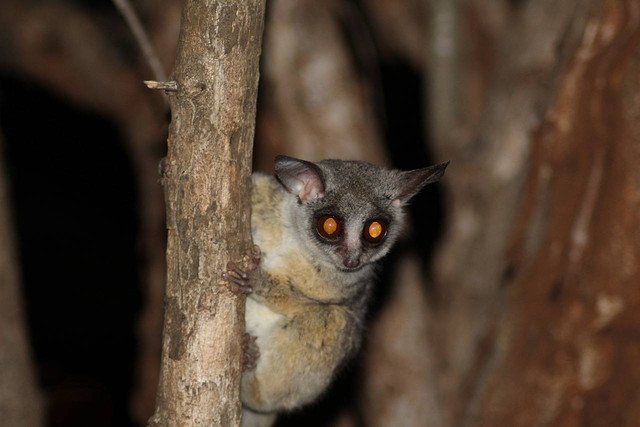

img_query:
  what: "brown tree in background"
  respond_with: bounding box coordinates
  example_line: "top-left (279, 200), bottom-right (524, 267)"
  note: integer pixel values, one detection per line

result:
top-left (0, 131), bottom-right (43, 426)
top-left (0, 2), bottom-right (173, 420)
top-left (355, 0), bottom-right (640, 426)
top-left (257, 0), bottom-right (386, 168)
top-left (422, 0), bottom-right (640, 425)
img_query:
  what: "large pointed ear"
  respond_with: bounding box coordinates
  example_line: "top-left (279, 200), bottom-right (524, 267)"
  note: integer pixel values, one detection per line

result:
top-left (274, 155), bottom-right (325, 202)
top-left (393, 161), bottom-right (449, 206)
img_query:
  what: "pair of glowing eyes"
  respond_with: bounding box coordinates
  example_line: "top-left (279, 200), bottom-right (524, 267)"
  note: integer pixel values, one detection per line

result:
top-left (316, 215), bottom-right (387, 243)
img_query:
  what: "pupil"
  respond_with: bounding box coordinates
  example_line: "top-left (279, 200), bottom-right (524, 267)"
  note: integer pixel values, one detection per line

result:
top-left (369, 222), bottom-right (382, 238)
top-left (323, 218), bottom-right (337, 235)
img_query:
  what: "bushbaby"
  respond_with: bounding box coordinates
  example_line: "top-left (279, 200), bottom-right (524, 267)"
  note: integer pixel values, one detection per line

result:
top-left (222, 155), bottom-right (448, 427)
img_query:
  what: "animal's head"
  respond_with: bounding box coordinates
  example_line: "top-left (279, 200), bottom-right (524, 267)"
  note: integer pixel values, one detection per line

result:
top-left (275, 155), bottom-right (449, 272)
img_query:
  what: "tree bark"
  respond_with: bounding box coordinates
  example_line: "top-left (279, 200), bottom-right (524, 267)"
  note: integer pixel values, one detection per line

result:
top-left (0, 132), bottom-right (43, 426)
top-left (424, 0), bottom-right (640, 425)
top-left (257, 0), bottom-right (386, 169)
top-left (477, 1), bottom-right (640, 424)
top-left (426, 0), bottom-right (595, 423)
top-left (149, 1), bottom-right (265, 426)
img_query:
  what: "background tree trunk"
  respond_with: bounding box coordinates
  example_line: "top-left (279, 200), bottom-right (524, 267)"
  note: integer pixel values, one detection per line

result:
top-left (0, 131), bottom-right (43, 426)
top-left (423, 0), bottom-right (640, 425)
top-left (476, 1), bottom-right (640, 424)
top-left (256, 0), bottom-right (386, 168)
top-left (0, 3), bottom-right (174, 419)
top-left (427, 1), bottom-right (595, 423)
top-left (149, 1), bottom-right (266, 425)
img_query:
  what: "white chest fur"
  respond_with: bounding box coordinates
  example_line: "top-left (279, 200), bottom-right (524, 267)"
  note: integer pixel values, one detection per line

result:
top-left (245, 297), bottom-right (284, 345)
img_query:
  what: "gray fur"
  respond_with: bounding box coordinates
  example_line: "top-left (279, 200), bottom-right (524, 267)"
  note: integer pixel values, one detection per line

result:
top-left (278, 157), bottom-right (448, 272)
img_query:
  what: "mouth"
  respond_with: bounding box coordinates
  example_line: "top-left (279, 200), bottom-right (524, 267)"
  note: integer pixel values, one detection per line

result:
top-left (337, 263), bottom-right (365, 272)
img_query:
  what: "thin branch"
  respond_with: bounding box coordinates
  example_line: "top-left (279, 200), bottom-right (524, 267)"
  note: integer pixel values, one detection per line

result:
top-left (112, 0), bottom-right (170, 104)
top-left (145, 80), bottom-right (178, 91)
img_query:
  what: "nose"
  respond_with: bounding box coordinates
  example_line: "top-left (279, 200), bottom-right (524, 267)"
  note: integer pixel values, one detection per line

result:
top-left (343, 256), bottom-right (360, 269)
top-left (338, 242), bottom-right (362, 269)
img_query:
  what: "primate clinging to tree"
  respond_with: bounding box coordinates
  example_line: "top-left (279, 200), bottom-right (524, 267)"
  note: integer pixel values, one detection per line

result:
top-left (221, 155), bottom-right (448, 427)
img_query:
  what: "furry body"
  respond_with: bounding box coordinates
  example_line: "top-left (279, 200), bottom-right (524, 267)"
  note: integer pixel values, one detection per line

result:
top-left (237, 157), bottom-right (448, 426)
top-left (242, 174), bottom-right (370, 413)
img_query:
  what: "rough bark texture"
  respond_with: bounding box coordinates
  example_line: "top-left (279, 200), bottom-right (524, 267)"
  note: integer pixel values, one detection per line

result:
top-left (0, 133), bottom-right (43, 426)
top-left (125, 1), bottom-right (182, 422)
top-left (149, 1), bottom-right (265, 426)
top-left (151, 0), bottom-right (264, 426)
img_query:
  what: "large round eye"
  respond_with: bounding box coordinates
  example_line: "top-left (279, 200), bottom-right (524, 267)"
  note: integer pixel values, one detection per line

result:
top-left (317, 215), bottom-right (342, 239)
top-left (363, 220), bottom-right (387, 244)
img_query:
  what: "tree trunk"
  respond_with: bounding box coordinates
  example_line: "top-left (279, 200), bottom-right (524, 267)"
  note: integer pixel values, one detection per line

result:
top-left (149, 1), bottom-right (266, 425)
top-left (0, 132), bottom-right (43, 426)
top-left (425, 0), bottom-right (640, 425)
top-left (427, 2), bottom-right (594, 423)
top-left (476, 1), bottom-right (640, 424)
top-left (257, 0), bottom-right (386, 169)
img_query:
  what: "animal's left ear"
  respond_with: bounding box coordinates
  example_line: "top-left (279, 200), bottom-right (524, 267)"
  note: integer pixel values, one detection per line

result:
top-left (274, 155), bottom-right (325, 202)
top-left (393, 161), bottom-right (449, 206)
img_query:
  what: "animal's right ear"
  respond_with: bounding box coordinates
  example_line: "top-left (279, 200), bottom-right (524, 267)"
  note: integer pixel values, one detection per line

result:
top-left (274, 155), bottom-right (325, 202)
top-left (392, 161), bottom-right (449, 206)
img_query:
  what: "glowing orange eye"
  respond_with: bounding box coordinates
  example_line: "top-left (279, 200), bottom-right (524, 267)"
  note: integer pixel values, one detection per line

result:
top-left (369, 222), bottom-right (383, 238)
top-left (317, 215), bottom-right (342, 239)
top-left (324, 217), bottom-right (337, 234)
top-left (363, 220), bottom-right (387, 243)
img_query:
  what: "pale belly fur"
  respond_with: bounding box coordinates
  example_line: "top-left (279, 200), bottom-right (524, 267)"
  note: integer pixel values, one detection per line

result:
top-left (245, 297), bottom-right (283, 348)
